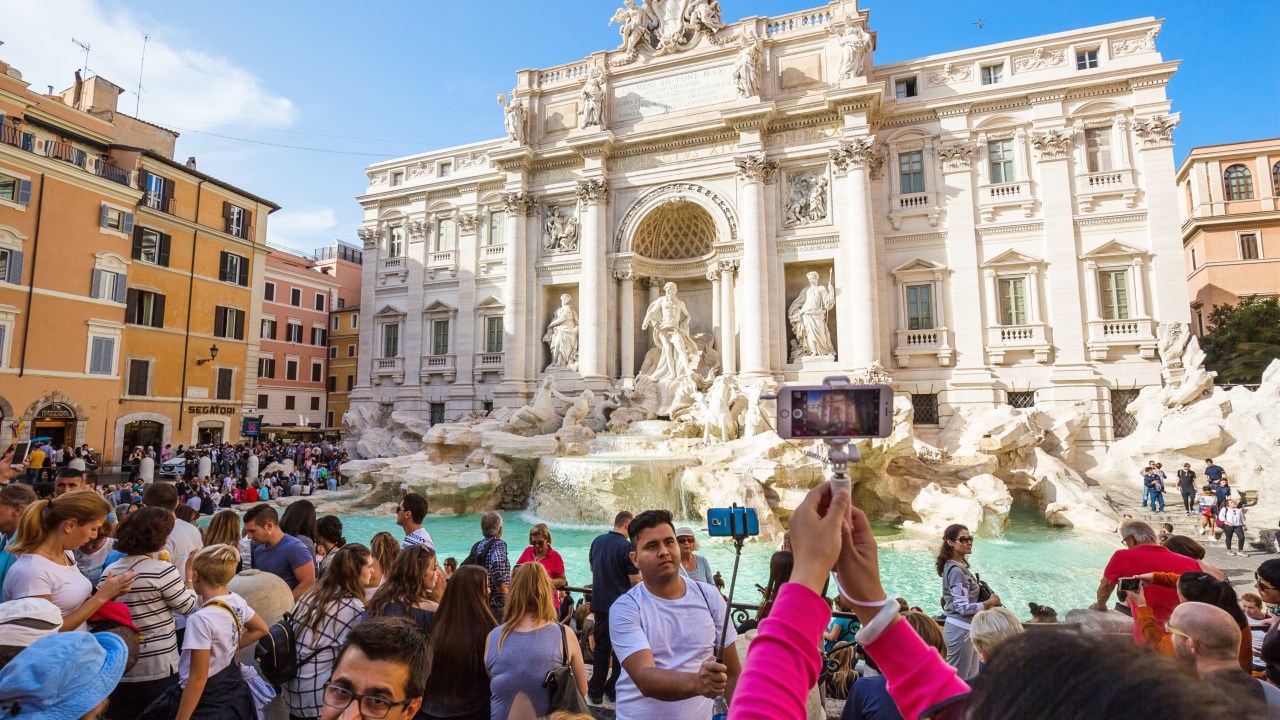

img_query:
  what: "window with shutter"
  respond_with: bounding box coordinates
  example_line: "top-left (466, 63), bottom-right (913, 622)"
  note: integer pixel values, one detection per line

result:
top-left (286, 360), bottom-right (298, 381)
top-left (233, 308), bottom-right (243, 339)
top-left (311, 362), bottom-right (322, 382)
top-left (264, 283), bottom-right (275, 302)
top-left (310, 396), bottom-right (320, 411)
top-left (157, 233), bottom-right (171, 267)
top-left (3, 250), bottom-right (21, 285)
top-left (127, 359), bottom-right (150, 396)
top-left (285, 395), bottom-right (296, 410)
top-left (216, 368), bottom-right (233, 400)
top-left (0, 324), bottom-right (7, 368)
top-left (214, 307), bottom-right (227, 337)
top-left (91, 269), bottom-right (102, 299)
top-left (88, 336), bottom-right (114, 375)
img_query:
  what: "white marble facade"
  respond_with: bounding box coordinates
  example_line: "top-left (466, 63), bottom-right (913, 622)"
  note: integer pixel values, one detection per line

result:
top-left (351, 0), bottom-right (1186, 465)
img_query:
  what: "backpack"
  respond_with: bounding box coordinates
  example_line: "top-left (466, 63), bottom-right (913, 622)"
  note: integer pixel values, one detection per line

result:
top-left (461, 538), bottom-right (494, 568)
top-left (254, 610), bottom-right (320, 687)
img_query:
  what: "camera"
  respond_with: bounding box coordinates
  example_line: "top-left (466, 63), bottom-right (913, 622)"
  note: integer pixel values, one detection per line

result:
top-left (707, 506), bottom-right (760, 538)
top-left (1118, 577), bottom-right (1142, 593)
top-left (773, 383), bottom-right (894, 440)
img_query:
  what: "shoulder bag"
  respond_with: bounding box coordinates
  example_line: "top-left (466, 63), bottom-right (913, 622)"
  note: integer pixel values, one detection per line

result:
top-left (543, 624), bottom-right (590, 714)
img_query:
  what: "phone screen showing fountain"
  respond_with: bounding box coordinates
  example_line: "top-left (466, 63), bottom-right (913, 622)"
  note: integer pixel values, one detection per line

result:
top-left (777, 385), bottom-right (892, 440)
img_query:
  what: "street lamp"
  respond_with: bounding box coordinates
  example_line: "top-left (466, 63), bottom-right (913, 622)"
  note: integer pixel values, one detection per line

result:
top-left (196, 344), bottom-right (219, 366)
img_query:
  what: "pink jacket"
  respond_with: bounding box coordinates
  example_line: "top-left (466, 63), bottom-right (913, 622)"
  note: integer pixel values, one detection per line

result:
top-left (729, 583), bottom-right (968, 720)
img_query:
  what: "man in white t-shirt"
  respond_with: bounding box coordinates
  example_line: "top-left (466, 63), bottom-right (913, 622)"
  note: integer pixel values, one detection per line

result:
top-left (610, 509), bottom-right (740, 720)
top-left (143, 482), bottom-right (204, 639)
top-left (396, 492), bottom-right (435, 550)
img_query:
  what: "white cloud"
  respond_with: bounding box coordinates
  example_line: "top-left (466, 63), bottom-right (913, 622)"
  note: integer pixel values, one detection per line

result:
top-left (269, 207), bottom-right (338, 251)
top-left (0, 0), bottom-right (295, 127)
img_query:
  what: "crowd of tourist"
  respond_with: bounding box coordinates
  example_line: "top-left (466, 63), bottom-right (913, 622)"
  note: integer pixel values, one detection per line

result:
top-left (0, 439), bottom-right (1277, 719)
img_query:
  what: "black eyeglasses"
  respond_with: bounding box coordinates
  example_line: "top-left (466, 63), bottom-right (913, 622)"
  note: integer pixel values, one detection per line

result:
top-left (323, 684), bottom-right (413, 719)
top-left (954, 536), bottom-right (974, 544)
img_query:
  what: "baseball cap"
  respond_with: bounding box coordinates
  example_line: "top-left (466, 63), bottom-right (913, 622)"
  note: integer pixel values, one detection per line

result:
top-left (0, 599), bottom-right (61, 648)
top-left (0, 631), bottom-right (127, 719)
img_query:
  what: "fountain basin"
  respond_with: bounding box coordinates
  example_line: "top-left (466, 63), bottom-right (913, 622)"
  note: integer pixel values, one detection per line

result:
top-left (628, 420), bottom-right (675, 435)
top-left (530, 454), bottom-right (700, 524)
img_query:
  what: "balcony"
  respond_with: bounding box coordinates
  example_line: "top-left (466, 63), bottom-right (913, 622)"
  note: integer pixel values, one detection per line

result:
top-left (372, 356), bottom-right (404, 386)
top-left (421, 353), bottom-right (457, 383)
top-left (985, 323), bottom-right (1051, 364)
top-left (94, 161), bottom-right (133, 186)
top-left (479, 243), bottom-right (506, 276)
top-left (426, 249), bottom-right (458, 280)
top-left (1, 123), bottom-right (135, 187)
top-left (473, 351), bottom-right (505, 382)
top-left (1076, 168), bottom-right (1138, 212)
top-left (977, 180), bottom-right (1035, 222)
top-left (1086, 317), bottom-right (1156, 361)
top-left (893, 327), bottom-right (953, 368)
top-left (888, 191), bottom-right (940, 230)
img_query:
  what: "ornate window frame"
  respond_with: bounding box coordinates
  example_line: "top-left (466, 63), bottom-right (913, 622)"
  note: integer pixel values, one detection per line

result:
top-left (474, 295), bottom-right (505, 383)
top-left (889, 258), bottom-right (952, 368)
top-left (1081, 240), bottom-right (1156, 360)
top-left (422, 301), bottom-right (458, 383)
top-left (980, 249), bottom-right (1050, 364)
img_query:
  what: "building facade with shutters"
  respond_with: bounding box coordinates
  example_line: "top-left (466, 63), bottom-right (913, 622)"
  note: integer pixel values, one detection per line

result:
top-left (350, 1), bottom-right (1191, 463)
top-left (327, 303), bottom-right (361, 430)
top-left (256, 247), bottom-right (341, 428)
top-left (1177, 138), bottom-right (1280, 336)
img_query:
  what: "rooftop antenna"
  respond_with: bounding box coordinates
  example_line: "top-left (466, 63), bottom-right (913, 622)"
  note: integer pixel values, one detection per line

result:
top-left (71, 38), bottom-right (91, 75)
top-left (134, 33), bottom-right (149, 116)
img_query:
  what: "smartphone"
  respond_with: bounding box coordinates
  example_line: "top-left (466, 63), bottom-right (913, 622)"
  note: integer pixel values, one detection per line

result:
top-left (707, 507), bottom-right (760, 538)
top-left (8, 442), bottom-right (30, 469)
top-left (774, 383), bottom-right (894, 440)
top-left (1118, 577), bottom-right (1141, 593)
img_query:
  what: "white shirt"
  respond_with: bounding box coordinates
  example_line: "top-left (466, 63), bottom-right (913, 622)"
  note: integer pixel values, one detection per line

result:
top-left (402, 527), bottom-right (435, 551)
top-left (165, 518), bottom-right (204, 629)
top-left (610, 578), bottom-right (736, 720)
top-left (2, 552), bottom-right (93, 630)
top-left (180, 592), bottom-right (255, 687)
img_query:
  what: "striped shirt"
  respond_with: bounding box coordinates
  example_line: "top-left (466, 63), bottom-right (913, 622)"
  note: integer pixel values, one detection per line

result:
top-left (106, 556), bottom-right (199, 682)
top-left (284, 596), bottom-right (364, 717)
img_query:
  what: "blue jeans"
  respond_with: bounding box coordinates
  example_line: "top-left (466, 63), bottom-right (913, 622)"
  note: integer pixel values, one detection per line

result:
top-left (1142, 486), bottom-right (1151, 507)
top-left (1150, 491), bottom-right (1165, 512)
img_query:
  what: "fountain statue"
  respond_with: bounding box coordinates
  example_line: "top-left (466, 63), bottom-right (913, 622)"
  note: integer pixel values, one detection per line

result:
top-left (543, 294), bottom-right (580, 371)
top-left (788, 271), bottom-right (836, 361)
top-left (640, 281), bottom-right (701, 384)
top-left (504, 375), bottom-right (563, 436)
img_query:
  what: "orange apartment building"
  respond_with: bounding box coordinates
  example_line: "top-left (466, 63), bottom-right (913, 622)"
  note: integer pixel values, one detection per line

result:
top-left (1178, 138), bottom-right (1280, 335)
top-left (0, 55), bottom-right (277, 467)
top-left (315, 241), bottom-right (363, 430)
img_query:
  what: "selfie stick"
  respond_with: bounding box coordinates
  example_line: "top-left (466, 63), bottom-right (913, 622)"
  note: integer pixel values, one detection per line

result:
top-left (821, 375), bottom-right (861, 497)
top-left (715, 504), bottom-right (748, 664)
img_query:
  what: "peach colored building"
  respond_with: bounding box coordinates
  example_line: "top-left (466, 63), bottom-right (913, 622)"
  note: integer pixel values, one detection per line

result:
top-left (1177, 138), bottom-right (1280, 335)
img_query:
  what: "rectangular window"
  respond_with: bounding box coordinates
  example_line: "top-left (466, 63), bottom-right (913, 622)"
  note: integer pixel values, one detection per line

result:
top-left (126, 358), bottom-right (150, 396)
top-left (285, 395), bottom-right (296, 410)
top-left (224, 203), bottom-right (248, 239)
top-left (893, 77), bottom-right (918, 99)
top-left (346, 375), bottom-right (354, 391)
top-left (258, 357), bottom-right (276, 379)
top-left (91, 269), bottom-right (125, 303)
top-left (1190, 247), bottom-right (1197, 270)
top-left (382, 324), bottom-right (399, 358)
top-left (898, 150), bottom-right (925, 194)
top-left (0, 249), bottom-right (21, 285)
top-left (1196, 311), bottom-right (1205, 336)
top-left (290, 288), bottom-right (301, 306)
top-left (352, 315), bottom-right (359, 329)
top-left (998, 277), bottom-right (1028, 326)
top-left (133, 227), bottom-right (170, 266)
top-left (0, 173), bottom-right (33, 205)
top-left (337, 298), bottom-right (345, 309)
top-left (328, 375), bottom-right (337, 392)
top-left (332, 316), bottom-right (339, 331)
top-left (144, 173), bottom-right (169, 211)
top-left (126, 289), bottom-right (166, 329)
top-left (286, 359), bottom-right (299, 381)
top-left (219, 251), bottom-right (249, 286)
top-left (347, 343), bottom-right (356, 358)
top-left (437, 218), bottom-right (456, 252)
top-left (431, 320), bottom-right (450, 356)
top-left (911, 393), bottom-right (939, 425)
top-left (1240, 233), bottom-right (1260, 260)
top-left (487, 211), bottom-right (504, 246)
top-left (486, 317), bottom-right (504, 353)
top-left (261, 318), bottom-right (277, 340)
top-left (1085, 128), bottom-right (1112, 173)
top-left (906, 284), bottom-right (934, 330)
top-left (100, 205), bottom-right (133, 233)
top-left (438, 161), bottom-right (452, 177)
top-left (311, 362), bottom-right (322, 383)
top-left (981, 64), bottom-right (1003, 85)
top-left (310, 396), bottom-right (320, 411)
top-left (1076, 48), bottom-right (1099, 70)
top-left (1006, 391), bottom-right (1036, 409)
top-left (213, 306), bottom-right (245, 340)
top-left (311, 327), bottom-right (327, 346)
top-left (989, 140), bottom-right (1015, 184)
top-left (264, 282), bottom-right (276, 302)
top-left (286, 323), bottom-right (303, 344)
top-left (391, 171), bottom-right (404, 186)
top-left (88, 336), bottom-right (115, 375)
top-left (257, 394), bottom-right (269, 410)
top-left (430, 403), bottom-right (446, 424)
top-left (329, 346), bottom-right (337, 359)
top-left (0, 324), bottom-right (7, 368)
top-left (326, 411), bottom-right (334, 427)
top-left (387, 226), bottom-right (404, 258)
top-left (1100, 270), bottom-right (1131, 320)
top-left (314, 293), bottom-right (325, 311)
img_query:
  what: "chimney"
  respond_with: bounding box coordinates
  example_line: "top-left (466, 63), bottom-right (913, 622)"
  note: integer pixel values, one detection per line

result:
top-left (185, 156), bottom-right (197, 170)
top-left (72, 71), bottom-right (84, 109)
top-left (47, 85), bottom-right (54, 95)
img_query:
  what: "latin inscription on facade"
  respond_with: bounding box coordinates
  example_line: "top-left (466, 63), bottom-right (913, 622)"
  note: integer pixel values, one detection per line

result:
top-left (612, 65), bottom-right (735, 123)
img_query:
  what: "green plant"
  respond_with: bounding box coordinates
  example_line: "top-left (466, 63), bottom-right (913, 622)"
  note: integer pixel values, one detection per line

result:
top-left (1199, 297), bottom-right (1280, 384)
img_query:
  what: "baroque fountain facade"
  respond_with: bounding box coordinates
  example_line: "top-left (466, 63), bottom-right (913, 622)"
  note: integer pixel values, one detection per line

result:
top-left (341, 1), bottom-right (1280, 536)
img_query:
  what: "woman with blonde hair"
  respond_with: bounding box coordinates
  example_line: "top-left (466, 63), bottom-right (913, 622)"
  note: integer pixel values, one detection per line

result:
top-left (485, 562), bottom-right (587, 719)
top-left (970, 606), bottom-right (1024, 663)
top-left (202, 509), bottom-right (241, 548)
top-left (365, 544), bottom-right (441, 633)
top-left (3, 492), bottom-right (136, 630)
top-left (367, 531), bottom-right (399, 600)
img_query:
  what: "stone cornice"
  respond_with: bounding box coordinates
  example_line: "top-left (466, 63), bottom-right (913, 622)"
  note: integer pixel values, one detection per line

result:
top-left (977, 221), bottom-right (1044, 236)
top-left (1075, 211), bottom-right (1149, 227)
top-left (1181, 211), bottom-right (1280, 242)
top-left (610, 130), bottom-right (738, 158)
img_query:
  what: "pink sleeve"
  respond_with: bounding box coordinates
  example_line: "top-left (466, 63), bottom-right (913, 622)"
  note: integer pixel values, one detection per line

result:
top-left (863, 619), bottom-right (969, 720)
top-left (728, 583), bottom-right (828, 720)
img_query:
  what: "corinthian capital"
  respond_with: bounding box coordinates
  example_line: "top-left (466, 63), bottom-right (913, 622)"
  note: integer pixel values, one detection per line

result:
top-left (1031, 128), bottom-right (1074, 161)
top-left (936, 143), bottom-right (976, 172)
top-left (613, 268), bottom-right (635, 283)
top-left (500, 191), bottom-right (537, 217)
top-left (1132, 112), bottom-right (1180, 148)
top-left (576, 178), bottom-right (609, 206)
top-left (735, 154), bottom-right (778, 184)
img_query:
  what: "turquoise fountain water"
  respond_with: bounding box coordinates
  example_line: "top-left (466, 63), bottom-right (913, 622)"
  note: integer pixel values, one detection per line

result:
top-left (332, 508), bottom-right (1114, 619)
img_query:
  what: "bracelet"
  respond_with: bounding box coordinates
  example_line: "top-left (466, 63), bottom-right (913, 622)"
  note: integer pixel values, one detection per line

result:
top-left (855, 599), bottom-right (901, 646)
top-left (836, 577), bottom-right (892, 608)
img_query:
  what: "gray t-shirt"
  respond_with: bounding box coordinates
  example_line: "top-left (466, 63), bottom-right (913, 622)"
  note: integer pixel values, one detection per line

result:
top-left (486, 623), bottom-right (565, 720)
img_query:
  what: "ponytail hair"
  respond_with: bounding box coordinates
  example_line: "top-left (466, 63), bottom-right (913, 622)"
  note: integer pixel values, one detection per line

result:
top-left (1178, 571), bottom-right (1247, 628)
top-left (936, 524), bottom-right (967, 577)
top-left (8, 492), bottom-right (112, 554)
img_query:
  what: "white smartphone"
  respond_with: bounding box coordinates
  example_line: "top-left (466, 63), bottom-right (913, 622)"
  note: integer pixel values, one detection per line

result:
top-left (8, 441), bottom-right (30, 469)
top-left (774, 383), bottom-right (894, 441)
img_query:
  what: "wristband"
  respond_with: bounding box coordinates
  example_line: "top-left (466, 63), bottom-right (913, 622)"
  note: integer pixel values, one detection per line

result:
top-left (836, 577), bottom-right (891, 608)
top-left (854, 599), bottom-right (901, 646)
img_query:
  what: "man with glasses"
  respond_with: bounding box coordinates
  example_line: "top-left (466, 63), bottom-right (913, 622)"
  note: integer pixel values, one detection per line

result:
top-left (1093, 520), bottom-right (1199, 643)
top-left (1166, 602), bottom-right (1267, 709)
top-left (321, 617), bottom-right (427, 720)
top-left (395, 492), bottom-right (434, 551)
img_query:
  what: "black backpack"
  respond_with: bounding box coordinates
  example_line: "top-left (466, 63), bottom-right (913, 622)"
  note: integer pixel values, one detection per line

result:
top-left (254, 611), bottom-right (320, 687)
top-left (461, 538), bottom-right (494, 568)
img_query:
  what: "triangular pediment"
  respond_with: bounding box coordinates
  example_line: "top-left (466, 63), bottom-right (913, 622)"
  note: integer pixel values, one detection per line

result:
top-left (981, 249), bottom-right (1044, 267)
top-left (1082, 240), bottom-right (1148, 259)
top-left (890, 257), bottom-right (948, 276)
top-left (423, 300), bottom-right (456, 313)
top-left (476, 295), bottom-right (505, 310)
top-left (373, 304), bottom-right (406, 318)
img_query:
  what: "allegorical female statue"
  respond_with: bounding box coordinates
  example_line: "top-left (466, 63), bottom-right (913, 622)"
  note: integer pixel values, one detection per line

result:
top-left (788, 271), bottom-right (836, 360)
top-left (543, 294), bottom-right (580, 370)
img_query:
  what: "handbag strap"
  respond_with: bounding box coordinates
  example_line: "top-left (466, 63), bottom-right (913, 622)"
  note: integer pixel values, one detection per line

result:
top-left (558, 622), bottom-right (570, 668)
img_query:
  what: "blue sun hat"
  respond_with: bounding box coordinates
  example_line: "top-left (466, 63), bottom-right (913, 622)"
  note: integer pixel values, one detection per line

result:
top-left (0, 631), bottom-right (127, 719)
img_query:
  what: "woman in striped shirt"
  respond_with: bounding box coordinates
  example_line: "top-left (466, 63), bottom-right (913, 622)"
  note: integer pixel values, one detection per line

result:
top-left (104, 507), bottom-right (199, 720)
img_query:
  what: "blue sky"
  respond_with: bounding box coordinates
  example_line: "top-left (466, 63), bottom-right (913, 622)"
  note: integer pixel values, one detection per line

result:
top-left (3, 0), bottom-right (1277, 252)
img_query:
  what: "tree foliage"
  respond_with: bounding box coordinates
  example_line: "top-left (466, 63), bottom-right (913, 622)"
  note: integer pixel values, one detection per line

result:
top-left (1200, 297), bottom-right (1280, 385)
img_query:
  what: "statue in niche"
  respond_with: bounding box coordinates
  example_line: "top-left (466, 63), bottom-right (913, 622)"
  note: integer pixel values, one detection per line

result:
top-left (543, 206), bottom-right (579, 253)
top-left (496, 91), bottom-right (526, 144)
top-left (640, 281), bottom-right (702, 383)
top-left (732, 32), bottom-right (762, 98)
top-left (783, 171), bottom-right (829, 227)
top-left (543, 294), bottom-right (580, 371)
top-left (836, 23), bottom-right (871, 78)
top-left (685, 0), bottom-right (724, 35)
top-left (788, 270), bottom-right (836, 360)
top-left (580, 67), bottom-right (607, 130)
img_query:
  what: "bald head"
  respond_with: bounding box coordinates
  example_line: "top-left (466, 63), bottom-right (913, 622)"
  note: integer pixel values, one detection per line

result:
top-left (1170, 602), bottom-right (1240, 662)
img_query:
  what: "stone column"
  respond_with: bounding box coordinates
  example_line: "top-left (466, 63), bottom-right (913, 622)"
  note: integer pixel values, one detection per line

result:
top-left (499, 191), bottom-right (535, 392)
top-left (616, 270), bottom-right (636, 382)
top-left (708, 267), bottom-right (722, 355)
top-left (1133, 114), bottom-right (1190, 323)
top-left (734, 155), bottom-right (776, 379)
top-left (576, 178), bottom-right (609, 386)
top-left (1082, 261), bottom-right (1101, 321)
top-left (1131, 257), bottom-right (1148, 317)
top-left (647, 277), bottom-right (663, 304)
top-left (720, 260), bottom-right (738, 375)
top-left (830, 139), bottom-right (880, 369)
top-left (1033, 129), bottom-right (1085, 365)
